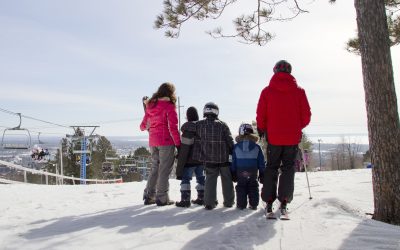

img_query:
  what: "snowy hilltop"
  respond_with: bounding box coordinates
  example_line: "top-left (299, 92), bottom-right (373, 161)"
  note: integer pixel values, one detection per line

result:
top-left (0, 169), bottom-right (399, 250)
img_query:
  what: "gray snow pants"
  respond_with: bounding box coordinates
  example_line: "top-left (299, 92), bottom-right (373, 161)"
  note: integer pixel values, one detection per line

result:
top-left (204, 163), bottom-right (235, 207)
top-left (144, 145), bottom-right (175, 203)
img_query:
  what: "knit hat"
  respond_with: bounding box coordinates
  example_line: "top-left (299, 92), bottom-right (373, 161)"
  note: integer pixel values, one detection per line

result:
top-left (273, 60), bottom-right (292, 74)
top-left (186, 106), bottom-right (199, 122)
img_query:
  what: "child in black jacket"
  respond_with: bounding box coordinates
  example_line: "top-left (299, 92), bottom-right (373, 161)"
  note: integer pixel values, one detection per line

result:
top-left (192, 102), bottom-right (235, 210)
top-left (175, 107), bottom-right (205, 207)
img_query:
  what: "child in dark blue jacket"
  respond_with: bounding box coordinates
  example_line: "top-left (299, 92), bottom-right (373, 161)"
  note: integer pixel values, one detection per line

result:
top-left (231, 123), bottom-right (265, 210)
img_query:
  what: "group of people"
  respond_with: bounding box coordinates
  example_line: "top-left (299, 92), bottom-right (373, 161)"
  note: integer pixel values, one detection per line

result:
top-left (140, 60), bottom-right (311, 215)
top-left (31, 146), bottom-right (49, 161)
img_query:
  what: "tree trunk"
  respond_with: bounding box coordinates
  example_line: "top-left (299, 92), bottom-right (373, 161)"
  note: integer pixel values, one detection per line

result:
top-left (354, 0), bottom-right (400, 225)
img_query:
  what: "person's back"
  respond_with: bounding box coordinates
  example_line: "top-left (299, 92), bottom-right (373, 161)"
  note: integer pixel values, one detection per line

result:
top-left (192, 118), bottom-right (233, 164)
top-left (256, 60), bottom-right (311, 218)
top-left (141, 98), bottom-right (180, 147)
top-left (257, 72), bottom-right (310, 145)
top-left (192, 102), bottom-right (235, 210)
top-left (175, 106), bottom-right (206, 208)
top-left (140, 82), bottom-right (181, 206)
top-left (231, 124), bottom-right (265, 210)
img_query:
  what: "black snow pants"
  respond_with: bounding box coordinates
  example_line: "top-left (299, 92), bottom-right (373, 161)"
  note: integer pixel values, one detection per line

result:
top-left (235, 169), bottom-right (259, 208)
top-left (261, 144), bottom-right (298, 203)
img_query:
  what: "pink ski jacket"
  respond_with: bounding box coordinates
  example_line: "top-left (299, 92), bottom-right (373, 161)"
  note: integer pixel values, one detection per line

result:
top-left (140, 97), bottom-right (181, 147)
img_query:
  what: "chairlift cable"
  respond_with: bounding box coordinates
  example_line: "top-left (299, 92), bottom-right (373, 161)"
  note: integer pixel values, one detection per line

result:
top-left (0, 107), bottom-right (70, 129)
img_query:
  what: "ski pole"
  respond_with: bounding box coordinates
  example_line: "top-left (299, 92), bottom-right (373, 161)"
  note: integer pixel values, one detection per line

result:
top-left (299, 144), bottom-right (312, 200)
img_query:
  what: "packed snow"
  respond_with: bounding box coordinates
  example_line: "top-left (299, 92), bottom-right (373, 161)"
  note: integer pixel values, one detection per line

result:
top-left (0, 169), bottom-right (399, 250)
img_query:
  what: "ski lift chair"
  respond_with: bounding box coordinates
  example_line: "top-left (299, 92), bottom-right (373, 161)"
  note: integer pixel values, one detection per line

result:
top-left (1, 113), bottom-right (32, 150)
top-left (102, 162), bottom-right (114, 174)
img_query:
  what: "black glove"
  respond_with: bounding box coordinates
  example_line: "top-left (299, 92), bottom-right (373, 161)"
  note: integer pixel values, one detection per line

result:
top-left (176, 175), bottom-right (182, 180)
top-left (258, 172), bottom-right (264, 184)
top-left (231, 171), bottom-right (237, 183)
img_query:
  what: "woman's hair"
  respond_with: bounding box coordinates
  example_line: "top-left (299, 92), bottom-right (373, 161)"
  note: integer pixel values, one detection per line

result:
top-left (148, 82), bottom-right (177, 106)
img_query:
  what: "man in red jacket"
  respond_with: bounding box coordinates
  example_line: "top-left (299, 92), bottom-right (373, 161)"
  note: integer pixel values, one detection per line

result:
top-left (256, 60), bottom-right (311, 218)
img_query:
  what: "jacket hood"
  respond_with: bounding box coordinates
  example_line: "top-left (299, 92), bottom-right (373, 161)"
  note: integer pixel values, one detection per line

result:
top-left (235, 134), bottom-right (259, 143)
top-left (235, 138), bottom-right (258, 152)
top-left (268, 72), bottom-right (298, 92)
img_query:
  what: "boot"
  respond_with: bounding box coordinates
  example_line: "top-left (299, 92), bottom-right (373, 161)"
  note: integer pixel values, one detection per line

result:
top-left (155, 194), bottom-right (174, 206)
top-left (176, 190), bottom-right (191, 208)
top-left (156, 199), bottom-right (174, 206)
top-left (143, 194), bottom-right (155, 205)
top-left (191, 190), bottom-right (204, 205)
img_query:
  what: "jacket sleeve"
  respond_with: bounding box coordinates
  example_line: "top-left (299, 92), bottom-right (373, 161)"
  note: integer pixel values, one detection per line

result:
top-left (140, 111), bottom-right (149, 131)
top-left (175, 129), bottom-right (194, 178)
top-left (300, 89), bottom-right (311, 129)
top-left (256, 88), bottom-right (268, 131)
top-left (166, 105), bottom-right (181, 146)
top-left (223, 123), bottom-right (234, 154)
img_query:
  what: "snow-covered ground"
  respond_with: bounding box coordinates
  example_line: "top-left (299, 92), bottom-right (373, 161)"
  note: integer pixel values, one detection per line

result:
top-left (0, 169), bottom-right (399, 250)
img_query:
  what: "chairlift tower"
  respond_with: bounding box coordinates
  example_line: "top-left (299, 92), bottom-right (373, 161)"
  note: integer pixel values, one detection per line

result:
top-left (68, 126), bottom-right (99, 184)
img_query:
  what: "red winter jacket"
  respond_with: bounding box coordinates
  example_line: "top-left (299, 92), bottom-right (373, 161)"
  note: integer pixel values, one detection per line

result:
top-left (256, 72), bottom-right (311, 145)
top-left (140, 98), bottom-right (181, 147)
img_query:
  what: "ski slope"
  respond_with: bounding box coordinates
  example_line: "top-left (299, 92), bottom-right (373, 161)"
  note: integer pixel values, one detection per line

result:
top-left (0, 169), bottom-right (399, 250)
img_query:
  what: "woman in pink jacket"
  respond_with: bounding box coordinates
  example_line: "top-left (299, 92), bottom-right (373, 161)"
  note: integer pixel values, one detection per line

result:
top-left (140, 83), bottom-right (181, 206)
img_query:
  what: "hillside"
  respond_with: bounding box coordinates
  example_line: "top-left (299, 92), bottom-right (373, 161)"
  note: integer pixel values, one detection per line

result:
top-left (0, 169), bottom-right (399, 250)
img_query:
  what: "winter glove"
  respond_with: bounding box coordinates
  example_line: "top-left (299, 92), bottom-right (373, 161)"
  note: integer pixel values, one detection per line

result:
top-left (176, 175), bottom-right (182, 181)
top-left (258, 172), bottom-right (265, 184)
top-left (231, 171), bottom-right (237, 183)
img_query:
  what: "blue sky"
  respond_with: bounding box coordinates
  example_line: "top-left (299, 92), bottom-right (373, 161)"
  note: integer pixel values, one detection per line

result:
top-left (0, 0), bottom-right (399, 144)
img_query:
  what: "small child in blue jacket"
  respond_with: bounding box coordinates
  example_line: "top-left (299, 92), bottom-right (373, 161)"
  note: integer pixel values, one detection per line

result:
top-left (231, 123), bottom-right (265, 210)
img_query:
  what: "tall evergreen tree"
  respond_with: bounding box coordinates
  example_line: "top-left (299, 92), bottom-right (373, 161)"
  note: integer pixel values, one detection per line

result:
top-left (156, 0), bottom-right (400, 225)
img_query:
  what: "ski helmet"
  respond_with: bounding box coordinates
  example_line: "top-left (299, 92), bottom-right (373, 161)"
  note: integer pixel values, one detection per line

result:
top-left (238, 123), bottom-right (254, 136)
top-left (273, 60), bottom-right (292, 74)
top-left (203, 102), bottom-right (219, 117)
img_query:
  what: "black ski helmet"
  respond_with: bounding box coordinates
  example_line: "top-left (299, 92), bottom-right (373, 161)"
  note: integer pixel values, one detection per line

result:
top-left (203, 102), bottom-right (219, 118)
top-left (273, 60), bottom-right (292, 74)
top-left (238, 123), bottom-right (254, 136)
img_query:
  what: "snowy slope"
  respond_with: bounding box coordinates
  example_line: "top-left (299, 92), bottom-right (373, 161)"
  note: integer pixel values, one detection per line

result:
top-left (0, 169), bottom-right (399, 250)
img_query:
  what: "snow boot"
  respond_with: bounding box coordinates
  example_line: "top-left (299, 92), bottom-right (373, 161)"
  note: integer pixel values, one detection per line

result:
top-left (156, 194), bottom-right (174, 206)
top-left (279, 200), bottom-right (290, 220)
top-left (156, 199), bottom-right (175, 206)
top-left (191, 190), bottom-right (204, 205)
top-left (176, 190), bottom-right (191, 208)
top-left (280, 200), bottom-right (287, 212)
top-left (143, 193), bottom-right (156, 205)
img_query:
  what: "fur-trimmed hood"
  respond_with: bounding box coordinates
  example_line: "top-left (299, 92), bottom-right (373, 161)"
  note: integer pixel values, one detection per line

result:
top-left (235, 134), bottom-right (259, 143)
